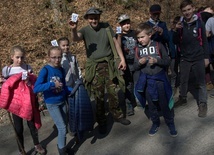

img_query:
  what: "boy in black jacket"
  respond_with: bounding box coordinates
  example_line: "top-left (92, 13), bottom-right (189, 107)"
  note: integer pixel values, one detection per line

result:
top-left (147, 4), bottom-right (169, 51)
top-left (173, 0), bottom-right (209, 117)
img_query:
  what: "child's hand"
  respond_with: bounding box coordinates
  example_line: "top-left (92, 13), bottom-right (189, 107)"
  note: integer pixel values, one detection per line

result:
top-left (0, 76), bottom-right (4, 83)
top-left (204, 59), bottom-right (209, 68)
top-left (153, 26), bottom-right (163, 35)
top-left (139, 57), bottom-right (148, 65)
top-left (54, 80), bottom-right (63, 89)
top-left (175, 22), bottom-right (183, 30)
top-left (38, 104), bottom-right (46, 111)
top-left (148, 56), bottom-right (157, 65)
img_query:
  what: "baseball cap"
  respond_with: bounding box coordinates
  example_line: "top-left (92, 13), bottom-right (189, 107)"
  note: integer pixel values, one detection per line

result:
top-left (84, 7), bottom-right (102, 19)
top-left (117, 14), bottom-right (130, 23)
top-left (149, 4), bottom-right (161, 13)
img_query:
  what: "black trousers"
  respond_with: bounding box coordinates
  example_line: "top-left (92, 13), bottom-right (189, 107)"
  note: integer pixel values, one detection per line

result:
top-left (12, 114), bottom-right (39, 151)
top-left (146, 81), bottom-right (175, 126)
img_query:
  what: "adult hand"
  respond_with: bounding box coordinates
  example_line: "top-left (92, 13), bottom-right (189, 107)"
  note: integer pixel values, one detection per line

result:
top-left (118, 60), bottom-right (126, 70)
top-left (68, 19), bottom-right (78, 29)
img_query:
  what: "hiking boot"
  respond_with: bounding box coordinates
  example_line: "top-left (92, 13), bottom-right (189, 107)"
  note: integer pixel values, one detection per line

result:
top-left (98, 124), bottom-right (107, 134)
top-left (174, 96), bottom-right (187, 107)
top-left (198, 102), bottom-right (207, 118)
top-left (206, 82), bottom-right (213, 91)
top-left (115, 118), bottom-right (131, 125)
top-left (35, 144), bottom-right (46, 155)
top-left (168, 124), bottom-right (178, 138)
top-left (148, 123), bottom-right (160, 136)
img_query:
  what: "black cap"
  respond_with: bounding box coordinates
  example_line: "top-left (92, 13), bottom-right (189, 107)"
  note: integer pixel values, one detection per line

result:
top-left (149, 4), bottom-right (161, 13)
top-left (84, 7), bottom-right (102, 19)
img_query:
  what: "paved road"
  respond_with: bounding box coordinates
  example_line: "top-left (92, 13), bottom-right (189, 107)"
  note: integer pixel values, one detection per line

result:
top-left (1, 90), bottom-right (214, 155)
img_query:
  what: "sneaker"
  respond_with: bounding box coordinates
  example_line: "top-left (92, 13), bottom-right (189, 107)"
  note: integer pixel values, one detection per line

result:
top-left (174, 96), bottom-right (187, 107)
top-left (198, 102), bottom-right (207, 118)
top-left (35, 144), bottom-right (46, 155)
top-left (126, 103), bottom-right (135, 116)
top-left (168, 124), bottom-right (178, 138)
top-left (148, 124), bottom-right (159, 136)
top-left (115, 118), bottom-right (131, 125)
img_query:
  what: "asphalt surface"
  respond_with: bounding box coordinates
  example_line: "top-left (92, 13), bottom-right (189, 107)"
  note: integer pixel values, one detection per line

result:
top-left (1, 89), bottom-right (214, 155)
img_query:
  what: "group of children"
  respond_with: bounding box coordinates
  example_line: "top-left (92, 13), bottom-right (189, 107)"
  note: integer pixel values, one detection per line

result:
top-left (0, 0), bottom-right (212, 154)
top-left (116, 4), bottom-right (177, 137)
top-left (0, 38), bottom-right (79, 155)
top-left (119, 0), bottom-right (211, 137)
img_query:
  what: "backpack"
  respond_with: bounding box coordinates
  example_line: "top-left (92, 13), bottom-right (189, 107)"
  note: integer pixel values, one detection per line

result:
top-left (178, 17), bottom-right (203, 46)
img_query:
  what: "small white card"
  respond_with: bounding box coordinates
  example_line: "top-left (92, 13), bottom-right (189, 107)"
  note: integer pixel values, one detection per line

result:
top-left (22, 71), bottom-right (28, 80)
top-left (71, 13), bottom-right (78, 22)
top-left (116, 26), bottom-right (122, 34)
top-left (51, 40), bottom-right (58, 46)
top-left (180, 16), bottom-right (184, 22)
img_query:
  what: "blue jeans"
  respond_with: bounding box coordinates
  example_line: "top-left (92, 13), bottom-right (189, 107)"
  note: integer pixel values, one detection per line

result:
top-left (46, 101), bottom-right (67, 149)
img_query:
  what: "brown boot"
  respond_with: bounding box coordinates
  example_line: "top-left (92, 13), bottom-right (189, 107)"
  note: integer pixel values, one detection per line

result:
top-left (198, 103), bottom-right (207, 118)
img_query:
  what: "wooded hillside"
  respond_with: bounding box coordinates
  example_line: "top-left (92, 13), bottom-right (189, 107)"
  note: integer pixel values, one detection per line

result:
top-left (0, 0), bottom-right (210, 74)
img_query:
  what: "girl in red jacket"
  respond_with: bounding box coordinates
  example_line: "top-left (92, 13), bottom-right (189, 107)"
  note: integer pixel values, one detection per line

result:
top-left (1, 45), bottom-right (45, 155)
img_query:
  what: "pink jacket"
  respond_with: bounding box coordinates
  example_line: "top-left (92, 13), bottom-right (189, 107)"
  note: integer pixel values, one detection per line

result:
top-left (0, 73), bottom-right (41, 129)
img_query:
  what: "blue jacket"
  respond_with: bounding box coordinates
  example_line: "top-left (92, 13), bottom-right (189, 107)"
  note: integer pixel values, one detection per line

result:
top-left (33, 65), bottom-right (68, 104)
top-left (68, 84), bottom-right (94, 140)
top-left (135, 70), bottom-right (174, 109)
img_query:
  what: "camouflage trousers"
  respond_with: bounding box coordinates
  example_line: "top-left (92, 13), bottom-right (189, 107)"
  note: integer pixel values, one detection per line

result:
top-left (90, 62), bottom-right (124, 125)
